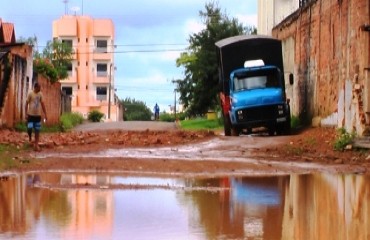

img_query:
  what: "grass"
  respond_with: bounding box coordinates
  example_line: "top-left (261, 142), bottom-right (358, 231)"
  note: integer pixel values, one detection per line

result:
top-left (179, 118), bottom-right (223, 130)
top-left (0, 144), bottom-right (31, 170)
top-left (2, 112), bottom-right (85, 171)
top-left (334, 128), bottom-right (356, 151)
top-left (15, 112), bottom-right (84, 133)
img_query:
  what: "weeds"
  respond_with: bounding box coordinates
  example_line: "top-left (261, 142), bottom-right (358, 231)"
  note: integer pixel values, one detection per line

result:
top-left (284, 145), bottom-right (304, 155)
top-left (290, 115), bottom-right (300, 129)
top-left (334, 128), bottom-right (356, 151)
top-left (88, 110), bottom-right (104, 122)
top-left (0, 144), bottom-right (20, 170)
top-left (305, 136), bottom-right (317, 146)
top-left (60, 112), bottom-right (84, 131)
top-left (180, 118), bottom-right (223, 130)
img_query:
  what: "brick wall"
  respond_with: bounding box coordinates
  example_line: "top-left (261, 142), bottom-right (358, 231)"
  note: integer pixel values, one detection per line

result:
top-left (273, 0), bottom-right (370, 135)
top-left (0, 45), bottom-right (32, 128)
top-left (35, 75), bottom-right (62, 126)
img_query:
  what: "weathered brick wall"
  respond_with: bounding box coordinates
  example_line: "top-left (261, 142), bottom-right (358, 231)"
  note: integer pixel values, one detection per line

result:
top-left (36, 75), bottom-right (62, 126)
top-left (0, 45), bottom-right (32, 128)
top-left (273, 0), bottom-right (370, 135)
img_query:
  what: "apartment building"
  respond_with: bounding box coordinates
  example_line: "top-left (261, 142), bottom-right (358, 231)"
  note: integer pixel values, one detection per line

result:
top-left (52, 15), bottom-right (120, 121)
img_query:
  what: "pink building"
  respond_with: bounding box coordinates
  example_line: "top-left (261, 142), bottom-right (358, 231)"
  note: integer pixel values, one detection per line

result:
top-left (53, 15), bottom-right (120, 121)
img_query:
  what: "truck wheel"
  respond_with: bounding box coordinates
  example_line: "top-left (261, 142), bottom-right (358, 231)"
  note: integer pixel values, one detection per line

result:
top-left (246, 128), bottom-right (253, 134)
top-left (276, 126), bottom-right (283, 135)
top-left (268, 128), bottom-right (275, 136)
top-left (223, 115), bottom-right (232, 136)
top-left (284, 107), bottom-right (292, 135)
top-left (284, 119), bottom-right (291, 135)
top-left (231, 127), bottom-right (240, 136)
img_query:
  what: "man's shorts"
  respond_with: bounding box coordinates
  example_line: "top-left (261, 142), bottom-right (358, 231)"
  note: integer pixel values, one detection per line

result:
top-left (27, 115), bottom-right (42, 132)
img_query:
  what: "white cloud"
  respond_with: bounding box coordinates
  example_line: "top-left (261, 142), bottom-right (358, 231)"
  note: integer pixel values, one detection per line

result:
top-left (236, 14), bottom-right (258, 27)
top-left (184, 19), bottom-right (205, 36)
top-left (1, 0), bottom-right (257, 111)
top-left (159, 51), bottom-right (182, 62)
top-left (118, 71), bottom-right (170, 87)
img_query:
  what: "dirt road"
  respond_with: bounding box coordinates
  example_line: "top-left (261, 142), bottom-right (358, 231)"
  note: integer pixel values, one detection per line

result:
top-left (1, 121), bottom-right (370, 176)
top-left (73, 121), bottom-right (178, 131)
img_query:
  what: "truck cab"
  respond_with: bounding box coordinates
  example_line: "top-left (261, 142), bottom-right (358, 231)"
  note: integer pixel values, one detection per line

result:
top-left (229, 61), bottom-right (290, 135)
top-left (215, 35), bottom-right (293, 136)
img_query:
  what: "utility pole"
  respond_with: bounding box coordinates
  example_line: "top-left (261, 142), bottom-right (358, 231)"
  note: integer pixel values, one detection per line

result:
top-left (171, 79), bottom-right (178, 119)
top-left (108, 63), bottom-right (112, 119)
top-left (174, 90), bottom-right (177, 119)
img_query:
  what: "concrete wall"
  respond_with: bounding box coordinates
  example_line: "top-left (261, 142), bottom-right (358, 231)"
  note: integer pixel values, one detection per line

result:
top-left (273, 0), bottom-right (370, 135)
top-left (258, 0), bottom-right (299, 35)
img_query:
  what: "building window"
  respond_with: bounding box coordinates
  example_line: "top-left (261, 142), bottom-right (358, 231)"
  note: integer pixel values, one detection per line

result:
top-left (96, 86), bottom-right (107, 100)
top-left (62, 87), bottom-right (73, 96)
top-left (61, 39), bottom-right (74, 54)
top-left (96, 40), bottom-right (108, 53)
top-left (67, 63), bottom-right (73, 76)
top-left (97, 63), bottom-right (108, 77)
top-left (62, 39), bottom-right (73, 49)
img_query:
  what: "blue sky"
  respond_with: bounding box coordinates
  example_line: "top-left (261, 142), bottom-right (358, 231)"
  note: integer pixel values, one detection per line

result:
top-left (1, 0), bottom-right (257, 112)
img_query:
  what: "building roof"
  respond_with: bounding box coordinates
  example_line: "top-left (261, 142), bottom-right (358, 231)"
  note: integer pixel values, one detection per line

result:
top-left (0, 18), bottom-right (16, 43)
top-left (2, 23), bottom-right (15, 43)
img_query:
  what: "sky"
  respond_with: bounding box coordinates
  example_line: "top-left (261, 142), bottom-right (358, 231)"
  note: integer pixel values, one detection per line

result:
top-left (0, 0), bottom-right (257, 112)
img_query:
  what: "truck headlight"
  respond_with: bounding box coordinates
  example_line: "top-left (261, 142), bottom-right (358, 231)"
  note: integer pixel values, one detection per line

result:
top-left (237, 110), bottom-right (243, 120)
top-left (277, 105), bottom-right (284, 115)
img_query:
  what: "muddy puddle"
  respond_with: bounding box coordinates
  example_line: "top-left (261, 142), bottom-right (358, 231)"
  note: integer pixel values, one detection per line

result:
top-left (1, 172), bottom-right (370, 239)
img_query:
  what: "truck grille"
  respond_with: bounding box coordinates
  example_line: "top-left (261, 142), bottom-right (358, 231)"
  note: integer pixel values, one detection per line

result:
top-left (237, 105), bottom-right (279, 123)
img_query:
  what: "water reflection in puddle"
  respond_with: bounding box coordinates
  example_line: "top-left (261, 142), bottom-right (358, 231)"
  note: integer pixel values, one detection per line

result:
top-left (0, 172), bottom-right (369, 239)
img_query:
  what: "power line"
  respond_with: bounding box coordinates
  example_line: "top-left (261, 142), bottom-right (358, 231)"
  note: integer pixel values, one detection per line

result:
top-left (34, 43), bottom-right (188, 48)
top-left (115, 87), bottom-right (175, 92)
top-left (116, 43), bottom-right (187, 47)
top-left (32, 44), bottom-right (188, 53)
top-left (77, 49), bottom-right (187, 54)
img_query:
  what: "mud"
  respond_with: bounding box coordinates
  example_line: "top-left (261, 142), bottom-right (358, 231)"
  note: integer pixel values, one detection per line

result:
top-left (1, 125), bottom-right (369, 176)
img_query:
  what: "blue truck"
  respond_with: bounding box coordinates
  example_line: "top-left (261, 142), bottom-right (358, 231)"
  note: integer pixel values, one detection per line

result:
top-left (215, 35), bottom-right (293, 136)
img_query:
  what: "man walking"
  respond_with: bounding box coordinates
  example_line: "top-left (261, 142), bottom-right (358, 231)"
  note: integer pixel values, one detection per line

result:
top-left (25, 82), bottom-right (47, 151)
top-left (153, 103), bottom-right (160, 121)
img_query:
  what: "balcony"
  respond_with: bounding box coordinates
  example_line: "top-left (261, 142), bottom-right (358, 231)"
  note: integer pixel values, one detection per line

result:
top-left (93, 47), bottom-right (112, 60)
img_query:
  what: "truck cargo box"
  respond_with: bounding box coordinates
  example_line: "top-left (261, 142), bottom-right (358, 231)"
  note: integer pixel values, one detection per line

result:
top-left (215, 35), bottom-right (285, 94)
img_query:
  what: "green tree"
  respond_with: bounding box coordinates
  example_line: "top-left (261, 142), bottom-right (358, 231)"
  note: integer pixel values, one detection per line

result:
top-left (176, 2), bottom-right (256, 116)
top-left (121, 98), bottom-right (152, 121)
top-left (38, 39), bottom-right (73, 82)
top-left (17, 35), bottom-right (40, 58)
top-left (18, 37), bottom-right (73, 83)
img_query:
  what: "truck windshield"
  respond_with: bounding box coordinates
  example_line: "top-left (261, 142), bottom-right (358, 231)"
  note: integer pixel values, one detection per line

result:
top-left (233, 68), bottom-right (280, 91)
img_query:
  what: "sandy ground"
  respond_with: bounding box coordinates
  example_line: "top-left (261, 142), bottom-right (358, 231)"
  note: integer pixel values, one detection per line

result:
top-left (1, 122), bottom-right (370, 176)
